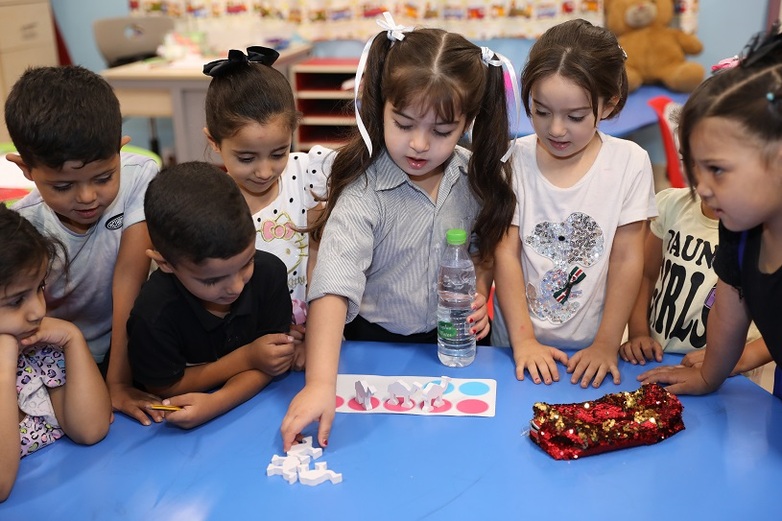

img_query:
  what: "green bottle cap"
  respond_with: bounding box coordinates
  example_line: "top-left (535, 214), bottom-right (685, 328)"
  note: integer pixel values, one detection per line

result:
top-left (446, 228), bottom-right (467, 245)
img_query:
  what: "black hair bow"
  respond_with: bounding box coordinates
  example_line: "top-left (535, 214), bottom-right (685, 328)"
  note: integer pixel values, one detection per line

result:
top-left (203, 46), bottom-right (280, 77)
top-left (740, 21), bottom-right (782, 69)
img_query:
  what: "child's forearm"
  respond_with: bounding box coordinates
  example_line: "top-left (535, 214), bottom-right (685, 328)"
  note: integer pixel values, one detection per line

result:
top-left (0, 337), bottom-right (21, 501)
top-left (148, 349), bottom-right (256, 398)
top-left (628, 226), bottom-right (662, 339)
top-left (474, 259), bottom-right (493, 300)
top-left (197, 370), bottom-right (272, 424)
top-left (626, 273), bottom-right (654, 339)
top-left (304, 295), bottom-right (347, 388)
top-left (735, 338), bottom-right (774, 374)
top-left (55, 330), bottom-right (111, 445)
top-left (107, 222), bottom-right (152, 388)
top-left (594, 222), bottom-right (646, 349)
top-left (494, 228), bottom-right (538, 350)
top-left (701, 281), bottom-right (751, 389)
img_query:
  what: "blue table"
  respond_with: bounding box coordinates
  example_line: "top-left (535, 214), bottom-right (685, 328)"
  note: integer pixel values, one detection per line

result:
top-left (511, 85), bottom-right (690, 137)
top-left (1, 341), bottom-right (779, 519)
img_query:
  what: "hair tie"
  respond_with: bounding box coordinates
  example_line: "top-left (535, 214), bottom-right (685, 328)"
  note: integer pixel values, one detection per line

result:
top-left (203, 46), bottom-right (280, 77)
top-left (711, 55), bottom-right (740, 74)
top-left (354, 12), bottom-right (413, 156)
top-left (479, 47), bottom-right (520, 163)
top-left (618, 45), bottom-right (628, 61)
top-left (376, 11), bottom-right (412, 43)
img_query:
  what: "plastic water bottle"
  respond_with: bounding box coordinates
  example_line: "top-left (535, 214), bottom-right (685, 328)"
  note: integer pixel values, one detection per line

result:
top-left (437, 228), bottom-right (476, 367)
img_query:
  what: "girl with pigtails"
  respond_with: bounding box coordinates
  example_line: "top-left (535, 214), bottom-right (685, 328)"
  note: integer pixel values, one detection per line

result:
top-left (280, 13), bottom-right (518, 450)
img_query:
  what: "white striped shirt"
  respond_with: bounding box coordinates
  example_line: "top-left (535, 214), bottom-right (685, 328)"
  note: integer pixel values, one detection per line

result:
top-left (308, 146), bottom-right (480, 335)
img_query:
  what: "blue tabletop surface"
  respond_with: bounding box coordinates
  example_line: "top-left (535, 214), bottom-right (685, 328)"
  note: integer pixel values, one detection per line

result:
top-left (1, 341), bottom-right (779, 520)
top-left (511, 85), bottom-right (690, 137)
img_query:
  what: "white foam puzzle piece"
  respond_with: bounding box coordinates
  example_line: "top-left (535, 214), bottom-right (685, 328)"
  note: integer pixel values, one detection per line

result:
top-left (266, 436), bottom-right (341, 486)
top-left (298, 461), bottom-right (343, 486)
top-left (354, 379), bottom-right (377, 410)
top-left (386, 379), bottom-right (420, 408)
top-left (420, 376), bottom-right (451, 411)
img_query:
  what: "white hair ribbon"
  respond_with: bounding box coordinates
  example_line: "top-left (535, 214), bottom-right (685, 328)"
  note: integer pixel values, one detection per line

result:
top-left (480, 46), bottom-right (520, 163)
top-left (354, 12), bottom-right (413, 156)
top-left (377, 11), bottom-right (412, 42)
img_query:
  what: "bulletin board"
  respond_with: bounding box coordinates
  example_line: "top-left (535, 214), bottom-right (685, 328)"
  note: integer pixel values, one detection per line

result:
top-left (128, 1), bottom-right (698, 42)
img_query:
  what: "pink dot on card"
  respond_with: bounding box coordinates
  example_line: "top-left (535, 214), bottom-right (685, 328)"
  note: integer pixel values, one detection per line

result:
top-left (456, 399), bottom-right (489, 414)
top-left (384, 398), bottom-right (415, 412)
top-left (348, 397), bottom-right (380, 411)
top-left (428, 400), bottom-right (452, 413)
top-left (335, 396), bottom-right (345, 408)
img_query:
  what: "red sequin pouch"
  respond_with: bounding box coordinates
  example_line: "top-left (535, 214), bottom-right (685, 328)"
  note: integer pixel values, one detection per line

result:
top-left (529, 383), bottom-right (685, 460)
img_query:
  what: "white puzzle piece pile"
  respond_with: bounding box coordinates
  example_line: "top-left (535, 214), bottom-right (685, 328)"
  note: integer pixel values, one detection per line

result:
top-left (266, 436), bottom-right (342, 486)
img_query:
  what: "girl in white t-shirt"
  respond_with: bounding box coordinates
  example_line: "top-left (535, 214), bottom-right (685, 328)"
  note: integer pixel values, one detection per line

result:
top-left (493, 19), bottom-right (657, 388)
top-left (203, 47), bottom-right (333, 355)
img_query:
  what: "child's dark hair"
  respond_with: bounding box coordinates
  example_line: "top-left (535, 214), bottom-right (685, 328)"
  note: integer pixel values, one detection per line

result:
top-left (521, 19), bottom-right (628, 124)
top-left (313, 28), bottom-right (515, 262)
top-left (0, 205), bottom-right (61, 290)
top-left (4, 65), bottom-right (122, 169)
top-left (680, 25), bottom-right (782, 185)
top-left (144, 161), bottom-right (256, 266)
top-left (204, 47), bottom-right (299, 143)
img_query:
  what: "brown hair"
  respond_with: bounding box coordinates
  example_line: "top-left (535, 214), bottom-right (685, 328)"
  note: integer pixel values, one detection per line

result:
top-left (205, 60), bottom-right (299, 144)
top-left (679, 36), bottom-right (782, 185)
top-left (521, 18), bottom-right (628, 124)
top-left (0, 205), bottom-right (63, 291)
top-left (312, 28), bottom-right (515, 262)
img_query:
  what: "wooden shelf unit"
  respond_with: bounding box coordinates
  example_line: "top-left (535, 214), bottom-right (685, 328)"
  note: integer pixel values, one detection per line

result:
top-left (289, 57), bottom-right (359, 151)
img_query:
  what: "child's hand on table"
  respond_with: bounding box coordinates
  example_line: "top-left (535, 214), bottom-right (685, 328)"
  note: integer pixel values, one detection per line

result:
top-left (280, 382), bottom-right (335, 452)
top-left (567, 340), bottom-right (621, 388)
top-left (513, 339), bottom-right (569, 384)
top-left (620, 336), bottom-right (663, 365)
top-left (152, 393), bottom-right (215, 430)
top-left (637, 364), bottom-right (715, 395)
top-left (109, 383), bottom-right (165, 426)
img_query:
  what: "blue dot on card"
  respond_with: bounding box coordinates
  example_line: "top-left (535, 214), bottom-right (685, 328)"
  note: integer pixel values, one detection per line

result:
top-left (459, 381), bottom-right (490, 396)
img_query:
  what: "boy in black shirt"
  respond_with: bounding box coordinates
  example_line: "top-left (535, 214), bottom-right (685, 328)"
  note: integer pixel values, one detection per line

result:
top-left (128, 161), bottom-right (293, 428)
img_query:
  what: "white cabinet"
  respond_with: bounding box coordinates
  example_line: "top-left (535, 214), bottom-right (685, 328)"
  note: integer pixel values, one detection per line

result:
top-left (0, 0), bottom-right (58, 141)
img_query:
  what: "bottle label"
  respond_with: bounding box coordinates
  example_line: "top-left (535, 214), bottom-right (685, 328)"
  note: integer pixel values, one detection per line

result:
top-left (438, 320), bottom-right (458, 339)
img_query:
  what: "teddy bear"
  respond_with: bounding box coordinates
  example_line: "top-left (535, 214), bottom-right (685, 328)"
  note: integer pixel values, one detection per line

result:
top-left (604, 0), bottom-right (704, 92)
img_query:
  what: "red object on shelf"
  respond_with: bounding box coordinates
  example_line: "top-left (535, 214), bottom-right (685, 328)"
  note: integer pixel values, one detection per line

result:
top-left (648, 95), bottom-right (687, 188)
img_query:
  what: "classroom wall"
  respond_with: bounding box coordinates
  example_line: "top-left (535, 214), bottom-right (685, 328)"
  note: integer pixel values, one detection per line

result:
top-left (51, 1), bottom-right (771, 161)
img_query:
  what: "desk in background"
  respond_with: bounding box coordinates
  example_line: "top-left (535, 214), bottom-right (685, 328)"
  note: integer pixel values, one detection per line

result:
top-left (1, 341), bottom-right (779, 519)
top-left (101, 44), bottom-right (313, 164)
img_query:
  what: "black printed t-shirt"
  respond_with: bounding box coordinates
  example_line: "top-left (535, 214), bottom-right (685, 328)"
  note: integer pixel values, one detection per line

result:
top-left (127, 250), bottom-right (291, 389)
